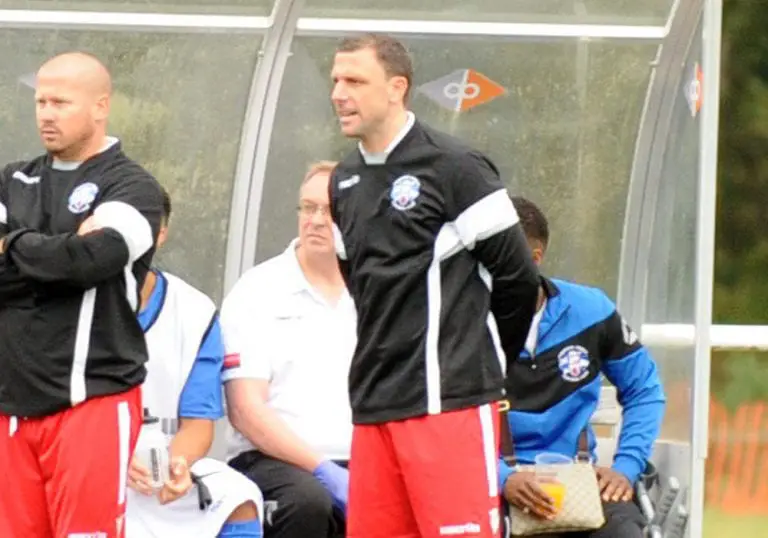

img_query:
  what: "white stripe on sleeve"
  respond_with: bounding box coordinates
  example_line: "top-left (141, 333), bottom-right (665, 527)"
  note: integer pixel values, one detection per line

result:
top-left (454, 189), bottom-right (519, 250)
top-left (93, 201), bottom-right (153, 262)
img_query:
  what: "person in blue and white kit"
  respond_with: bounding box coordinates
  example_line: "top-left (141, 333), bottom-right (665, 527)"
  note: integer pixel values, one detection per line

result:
top-left (125, 187), bottom-right (264, 538)
top-left (497, 196), bottom-right (666, 538)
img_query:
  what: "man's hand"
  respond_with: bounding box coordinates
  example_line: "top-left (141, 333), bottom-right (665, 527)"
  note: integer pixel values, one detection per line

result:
top-left (502, 471), bottom-right (557, 520)
top-left (0, 237), bottom-right (5, 254)
top-left (312, 460), bottom-right (349, 515)
top-left (77, 216), bottom-right (98, 236)
top-left (596, 467), bottom-right (633, 502)
top-left (158, 456), bottom-right (193, 505)
top-left (127, 456), bottom-right (154, 496)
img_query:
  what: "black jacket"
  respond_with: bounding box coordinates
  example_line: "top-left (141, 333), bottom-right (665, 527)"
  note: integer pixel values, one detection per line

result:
top-left (330, 117), bottom-right (539, 424)
top-left (0, 141), bottom-right (164, 417)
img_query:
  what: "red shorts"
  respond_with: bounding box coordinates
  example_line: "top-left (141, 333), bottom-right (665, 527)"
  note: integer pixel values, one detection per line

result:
top-left (0, 386), bottom-right (142, 538)
top-left (347, 403), bottom-right (502, 538)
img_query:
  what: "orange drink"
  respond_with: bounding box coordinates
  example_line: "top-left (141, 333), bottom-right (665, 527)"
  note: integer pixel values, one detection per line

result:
top-left (534, 452), bottom-right (573, 514)
top-left (539, 481), bottom-right (566, 512)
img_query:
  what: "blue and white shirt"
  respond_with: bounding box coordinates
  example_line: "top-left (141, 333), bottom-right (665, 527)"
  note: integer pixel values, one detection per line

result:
top-left (138, 270), bottom-right (224, 434)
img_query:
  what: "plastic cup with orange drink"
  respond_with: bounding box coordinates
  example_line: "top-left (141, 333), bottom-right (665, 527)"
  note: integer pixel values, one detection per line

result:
top-left (534, 452), bottom-right (572, 513)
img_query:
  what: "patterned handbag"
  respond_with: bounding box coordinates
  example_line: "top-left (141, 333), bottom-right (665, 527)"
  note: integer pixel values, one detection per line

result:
top-left (499, 401), bottom-right (605, 536)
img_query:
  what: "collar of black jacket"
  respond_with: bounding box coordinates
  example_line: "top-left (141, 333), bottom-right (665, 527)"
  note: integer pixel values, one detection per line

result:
top-left (541, 276), bottom-right (560, 299)
top-left (44, 137), bottom-right (123, 170)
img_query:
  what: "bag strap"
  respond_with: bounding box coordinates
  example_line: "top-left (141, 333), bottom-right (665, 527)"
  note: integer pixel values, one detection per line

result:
top-left (498, 399), bottom-right (517, 465)
top-left (498, 398), bottom-right (591, 466)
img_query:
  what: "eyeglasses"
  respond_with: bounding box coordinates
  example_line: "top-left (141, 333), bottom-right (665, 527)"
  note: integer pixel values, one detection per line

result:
top-left (297, 202), bottom-right (331, 217)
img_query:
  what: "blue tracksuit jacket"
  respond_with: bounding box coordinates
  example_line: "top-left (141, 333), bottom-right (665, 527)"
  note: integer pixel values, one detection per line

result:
top-left (498, 278), bottom-right (665, 488)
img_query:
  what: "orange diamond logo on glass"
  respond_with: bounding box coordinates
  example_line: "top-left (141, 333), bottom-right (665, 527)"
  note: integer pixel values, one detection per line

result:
top-left (417, 69), bottom-right (506, 112)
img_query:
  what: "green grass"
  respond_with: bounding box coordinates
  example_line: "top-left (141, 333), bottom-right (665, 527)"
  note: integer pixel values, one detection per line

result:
top-left (704, 508), bottom-right (768, 537)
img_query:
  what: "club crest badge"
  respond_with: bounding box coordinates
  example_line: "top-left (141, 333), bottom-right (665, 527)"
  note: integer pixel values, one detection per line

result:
top-left (557, 345), bottom-right (591, 383)
top-left (68, 182), bottom-right (99, 214)
top-left (390, 175), bottom-right (421, 211)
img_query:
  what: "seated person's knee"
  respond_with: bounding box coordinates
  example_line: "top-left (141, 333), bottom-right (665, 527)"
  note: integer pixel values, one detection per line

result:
top-left (289, 475), bottom-right (334, 520)
top-left (226, 501), bottom-right (259, 523)
top-left (591, 501), bottom-right (645, 538)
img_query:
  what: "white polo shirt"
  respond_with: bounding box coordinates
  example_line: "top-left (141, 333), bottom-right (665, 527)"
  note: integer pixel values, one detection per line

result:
top-left (221, 240), bottom-right (357, 462)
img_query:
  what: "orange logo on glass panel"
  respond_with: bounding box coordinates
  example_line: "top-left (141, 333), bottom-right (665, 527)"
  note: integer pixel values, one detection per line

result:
top-left (417, 69), bottom-right (506, 112)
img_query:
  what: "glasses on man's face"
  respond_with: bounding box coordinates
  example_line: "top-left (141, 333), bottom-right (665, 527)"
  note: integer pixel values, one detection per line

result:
top-left (297, 202), bottom-right (331, 218)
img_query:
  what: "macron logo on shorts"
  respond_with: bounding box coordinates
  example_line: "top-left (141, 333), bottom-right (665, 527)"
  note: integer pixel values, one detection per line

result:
top-left (439, 522), bottom-right (481, 535)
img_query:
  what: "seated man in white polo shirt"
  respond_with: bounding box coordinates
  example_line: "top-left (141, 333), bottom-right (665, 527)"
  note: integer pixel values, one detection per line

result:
top-left (126, 187), bottom-right (264, 538)
top-left (221, 161), bottom-right (355, 538)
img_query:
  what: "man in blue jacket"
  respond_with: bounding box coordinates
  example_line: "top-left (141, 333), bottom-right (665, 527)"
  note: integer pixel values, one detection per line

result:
top-left (498, 196), bottom-right (666, 537)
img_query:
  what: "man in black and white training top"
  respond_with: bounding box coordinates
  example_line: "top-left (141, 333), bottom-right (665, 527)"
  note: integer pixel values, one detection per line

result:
top-left (0, 51), bottom-right (164, 538)
top-left (328, 33), bottom-right (540, 538)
